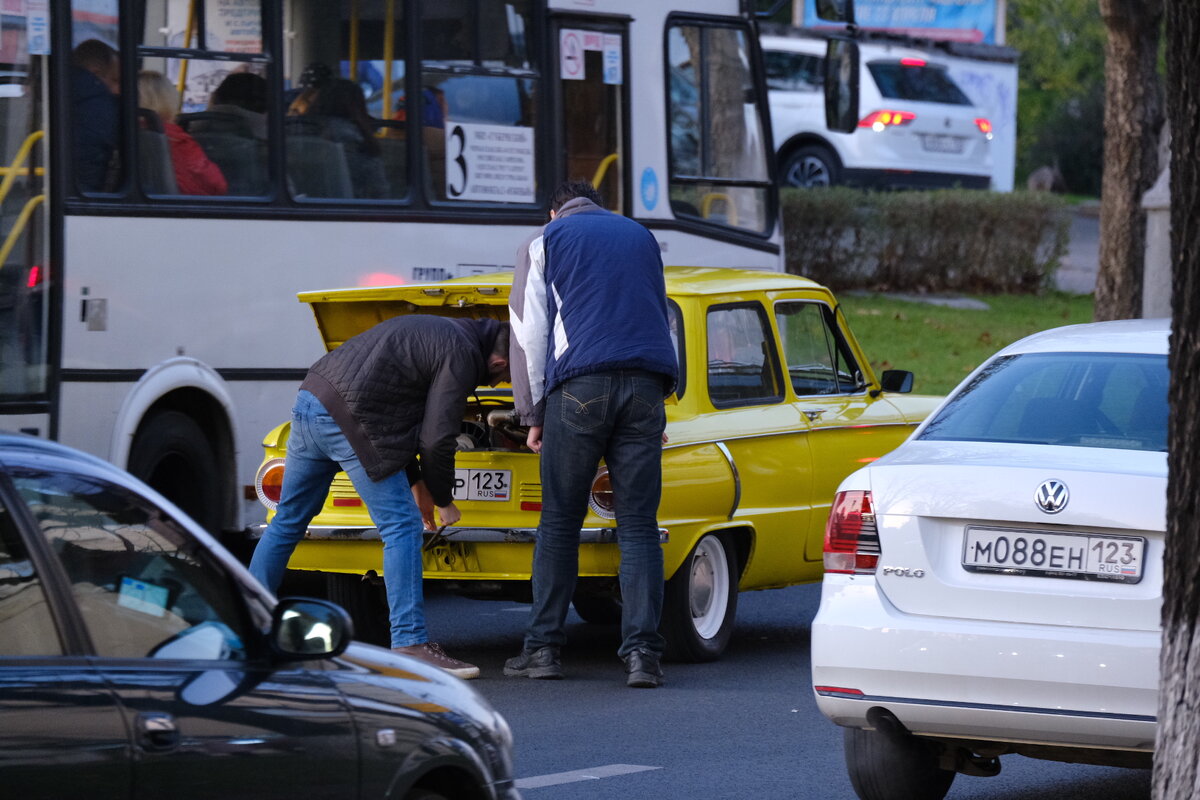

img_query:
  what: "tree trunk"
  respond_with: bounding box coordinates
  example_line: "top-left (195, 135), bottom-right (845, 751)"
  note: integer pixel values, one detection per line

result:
top-left (1154, 3), bottom-right (1200, 798)
top-left (1094, 0), bottom-right (1163, 321)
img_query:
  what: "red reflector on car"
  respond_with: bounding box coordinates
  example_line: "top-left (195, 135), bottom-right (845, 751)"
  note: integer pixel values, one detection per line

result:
top-left (521, 502), bottom-right (543, 511)
top-left (333, 498), bottom-right (362, 507)
top-left (27, 265), bottom-right (41, 289)
top-left (814, 685), bottom-right (865, 696)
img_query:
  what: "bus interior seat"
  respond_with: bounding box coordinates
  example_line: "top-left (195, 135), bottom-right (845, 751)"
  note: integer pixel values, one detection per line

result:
top-left (285, 135), bottom-right (353, 199)
top-left (177, 111), bottom-right (256, 139)
top-left (192, 132), bottom-right (267, 196)
top-left (136, 109), bottom-right (178, 195)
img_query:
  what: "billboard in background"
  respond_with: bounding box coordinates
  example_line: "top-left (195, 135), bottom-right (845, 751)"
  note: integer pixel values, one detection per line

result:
top-left (802, 0), bottom-right (998, 44)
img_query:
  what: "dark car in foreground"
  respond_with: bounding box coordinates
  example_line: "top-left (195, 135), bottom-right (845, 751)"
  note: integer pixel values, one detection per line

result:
top-left (0, 433), bottom-right (519, 800)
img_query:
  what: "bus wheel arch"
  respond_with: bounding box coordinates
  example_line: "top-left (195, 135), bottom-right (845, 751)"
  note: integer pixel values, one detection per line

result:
top-left (114, 361), bottom-right (238, 534)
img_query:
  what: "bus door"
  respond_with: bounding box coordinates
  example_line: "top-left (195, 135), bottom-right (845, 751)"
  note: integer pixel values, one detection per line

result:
top-left (553, 19), bottom-right (627, 213)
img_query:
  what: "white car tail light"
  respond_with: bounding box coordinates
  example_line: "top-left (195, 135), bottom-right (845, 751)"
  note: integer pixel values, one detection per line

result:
top-left (824, 490), bottom-right (880, 574)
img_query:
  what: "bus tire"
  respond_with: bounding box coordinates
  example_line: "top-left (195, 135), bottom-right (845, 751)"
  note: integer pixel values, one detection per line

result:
top-left (128, 410), bottom-right (222, 534)
top-left (325, 572), bottom-right (390, 646)
top-left (661, 532), bottom-right (739, 662)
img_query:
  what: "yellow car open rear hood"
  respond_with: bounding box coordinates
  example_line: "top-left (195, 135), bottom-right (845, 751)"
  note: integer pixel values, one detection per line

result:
top-left (298, 273), bottom-right (513, 352)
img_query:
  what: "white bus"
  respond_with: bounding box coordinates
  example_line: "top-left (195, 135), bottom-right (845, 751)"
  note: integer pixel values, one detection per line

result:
top-left (0, 0), bottom-right (785, 547)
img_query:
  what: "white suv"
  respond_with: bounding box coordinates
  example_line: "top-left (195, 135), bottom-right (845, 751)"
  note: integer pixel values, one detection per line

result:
top-left (761, 32), bottom-right (992, 189)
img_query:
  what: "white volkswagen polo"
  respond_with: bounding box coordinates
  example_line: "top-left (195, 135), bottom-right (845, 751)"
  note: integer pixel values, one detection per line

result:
top-left (811, 319), bottom-right (1168, 800)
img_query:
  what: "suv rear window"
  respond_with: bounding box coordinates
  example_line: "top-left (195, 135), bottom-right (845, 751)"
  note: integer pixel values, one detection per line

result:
top-left (867, 62), bottom-right (971, 105)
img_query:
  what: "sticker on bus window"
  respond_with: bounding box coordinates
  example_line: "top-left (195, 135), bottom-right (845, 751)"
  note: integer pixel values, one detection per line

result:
top-left (445, 123), bottom-right (535, 203)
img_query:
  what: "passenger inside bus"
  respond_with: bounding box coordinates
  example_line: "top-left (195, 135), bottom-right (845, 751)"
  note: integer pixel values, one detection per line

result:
top-left (137, 71), bottom-right (228, 196)
top-left (205, 72), bottom-right (268, 140)
top-left (69, 39), bottom-right (120, 193)
top-left (288, 77), bottom-right (388, 200)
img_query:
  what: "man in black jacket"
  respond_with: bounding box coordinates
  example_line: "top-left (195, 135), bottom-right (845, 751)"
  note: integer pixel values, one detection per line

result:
top-left (250, 315), bottom-right (509, 679)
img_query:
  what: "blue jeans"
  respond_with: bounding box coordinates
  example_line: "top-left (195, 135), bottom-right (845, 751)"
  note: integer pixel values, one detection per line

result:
top-left (249, 390), bottom-right (427, 648)
top-left (525, 370), bottom-right (667, 659)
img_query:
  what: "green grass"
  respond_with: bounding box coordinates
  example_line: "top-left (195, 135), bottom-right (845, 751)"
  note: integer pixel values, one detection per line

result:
top-left (839, 292), bottom-right (1096, 396)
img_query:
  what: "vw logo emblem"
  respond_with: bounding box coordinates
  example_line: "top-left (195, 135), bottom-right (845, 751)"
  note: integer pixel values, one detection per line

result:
top-left (1035, 479), bottom-right (1069, 514)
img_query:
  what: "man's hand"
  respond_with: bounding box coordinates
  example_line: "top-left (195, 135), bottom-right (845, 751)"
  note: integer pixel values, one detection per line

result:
top-left (436, 502), bottom-right (462, 527)
top-left (526, 425), bottom-right (543, 453)
top-left (411, 480), bottom-right (436, 530)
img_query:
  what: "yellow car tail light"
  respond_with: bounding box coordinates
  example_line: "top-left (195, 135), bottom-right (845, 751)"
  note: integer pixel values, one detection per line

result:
top-left (256, 458), bottom-right (286, 510)
top-left (588, 467), bottom-right (615, 520)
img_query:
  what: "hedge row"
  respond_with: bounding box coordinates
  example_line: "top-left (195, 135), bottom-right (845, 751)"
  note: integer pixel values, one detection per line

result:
top-left (781, 188), bottom-right (1071, 293)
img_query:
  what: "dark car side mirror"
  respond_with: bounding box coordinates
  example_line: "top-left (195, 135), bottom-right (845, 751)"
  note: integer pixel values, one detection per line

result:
top-left (270, 597), bottom-right (354, 660)
top-left (875, 369), bottom-right (915, 395)
top-left (824, 38), bottom-right (860, 134)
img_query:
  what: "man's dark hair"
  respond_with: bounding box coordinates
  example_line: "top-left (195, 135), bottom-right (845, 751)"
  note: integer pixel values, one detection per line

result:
top-left (550, 181), bottom-right (602, 212)
top-left (71, 39), bottom-right (118, 72)
top-left (212, 72), bottom-right (268, 114)
top-left (491, 322), bottom-right (510, 358)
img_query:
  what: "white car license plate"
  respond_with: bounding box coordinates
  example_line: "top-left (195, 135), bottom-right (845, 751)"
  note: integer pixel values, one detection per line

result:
top-left (453, 469), bottom-right (511, 501)
top-left (962, 526), bottom-right (1145, 584)
top-left (921, 134), bottom-right (965, 154)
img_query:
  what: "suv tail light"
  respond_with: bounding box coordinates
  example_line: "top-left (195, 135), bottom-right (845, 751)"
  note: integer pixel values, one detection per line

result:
top-left (975, 117), bottom-right (994, 139)
top-left (858, 110), bottom-right (916, 131)
top-left (255, 458), bottom-right (286, 510)
top-left (824, 490), bottom-right (880, 574)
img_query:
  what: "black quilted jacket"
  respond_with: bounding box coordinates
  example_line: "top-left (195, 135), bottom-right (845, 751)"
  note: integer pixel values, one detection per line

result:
top-left (300, 315), bottom-right (501, 506)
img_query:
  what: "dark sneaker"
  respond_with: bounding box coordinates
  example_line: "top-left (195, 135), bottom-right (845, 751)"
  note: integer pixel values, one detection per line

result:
top-left (623, 649), bottom-right (663, 688)
top-left (393, 642), bottom-right (480, 680)
top-left (503, 646), bottom-right (564, 679)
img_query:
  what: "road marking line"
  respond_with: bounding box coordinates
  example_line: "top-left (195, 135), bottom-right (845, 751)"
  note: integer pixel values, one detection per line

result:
top-left (515, 763), bottom-right (660, 789)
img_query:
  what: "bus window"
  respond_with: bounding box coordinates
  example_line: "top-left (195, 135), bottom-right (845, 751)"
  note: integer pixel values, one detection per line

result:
top-left (286, 1), bottom-right (407, 201)
top-left (666, 22), bottom-right (771, 235)
top-left (557, 24), bottom-right (625, 213)
top-left (136, 1), bottom-right (269, 197)
top-left (420, 0), bottom-right (538, 205)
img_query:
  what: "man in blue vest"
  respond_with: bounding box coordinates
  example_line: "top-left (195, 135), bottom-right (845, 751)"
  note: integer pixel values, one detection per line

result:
top-left (505, 182), bottom-right (678, 688)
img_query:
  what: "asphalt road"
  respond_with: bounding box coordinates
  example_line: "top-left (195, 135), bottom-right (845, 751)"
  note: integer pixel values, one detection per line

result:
top-left (423, 582), bottom-right (1151, 800)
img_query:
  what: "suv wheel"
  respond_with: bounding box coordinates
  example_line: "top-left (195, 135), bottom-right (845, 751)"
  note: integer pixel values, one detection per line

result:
top-left (781, 145), bottom-right (840, 187)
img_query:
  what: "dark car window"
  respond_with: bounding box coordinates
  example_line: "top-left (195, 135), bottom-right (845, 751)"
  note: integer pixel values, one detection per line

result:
top-left (867, 61), bottom-right (971, 105)
top-left (764, 50), bottom-right (824, 92)
top-left (0, 500), bottom-right (61, 656)
top-left (12, 471), bottom-right (253, 660)
top-left (919, 352), bottom-right (1168, 452)
top-left (775, 301), bottom-right (861, 396)
top-left (707, 302), bottom-right (782, 407)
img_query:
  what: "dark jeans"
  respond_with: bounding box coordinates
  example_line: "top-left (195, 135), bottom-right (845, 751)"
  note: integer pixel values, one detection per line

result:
top-left (525, 370), bottom-right (668, 658)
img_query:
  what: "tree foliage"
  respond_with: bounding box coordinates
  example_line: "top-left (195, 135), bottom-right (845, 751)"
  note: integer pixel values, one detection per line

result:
top-left (1007, 0), bottom-right (1107, 194)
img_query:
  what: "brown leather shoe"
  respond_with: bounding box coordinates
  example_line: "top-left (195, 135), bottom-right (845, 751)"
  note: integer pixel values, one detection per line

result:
top-left (392, 642), bottom-right (480, 679)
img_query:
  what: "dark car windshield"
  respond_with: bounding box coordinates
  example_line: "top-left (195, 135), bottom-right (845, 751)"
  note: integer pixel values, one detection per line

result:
top-left (919, 352), bottom-right (1168, 452)
top-left (867, 61), bottom-right (971, 105)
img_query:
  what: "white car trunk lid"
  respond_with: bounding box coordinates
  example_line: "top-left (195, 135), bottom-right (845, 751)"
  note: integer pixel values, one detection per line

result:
top-left (867, 442), bottom-right (1165, 632)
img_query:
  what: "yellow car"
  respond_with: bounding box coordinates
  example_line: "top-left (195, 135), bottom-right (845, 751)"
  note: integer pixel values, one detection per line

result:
top-left (255, 267), bottom-right (940, 661)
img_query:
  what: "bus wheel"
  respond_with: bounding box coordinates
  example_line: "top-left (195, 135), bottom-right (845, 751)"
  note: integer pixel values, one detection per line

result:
top-left (325, 572), bottom-right (389, 646)
top-left (128, 410), bottom-right (221, 534)
top-left (661, 533), bottom-right (739, 663)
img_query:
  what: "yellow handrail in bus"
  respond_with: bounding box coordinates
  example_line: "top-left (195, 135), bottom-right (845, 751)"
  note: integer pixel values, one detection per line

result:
top-left (176, 0), bottom-right (198, 106)
top-left (592, 153), bottom-right (618, 189)
top-left (701, 192), bottom-right (738, 226)
top-left (0, 193), bottom-right (45, 270)
top-left (0, 130), bottom-right (45, 209)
